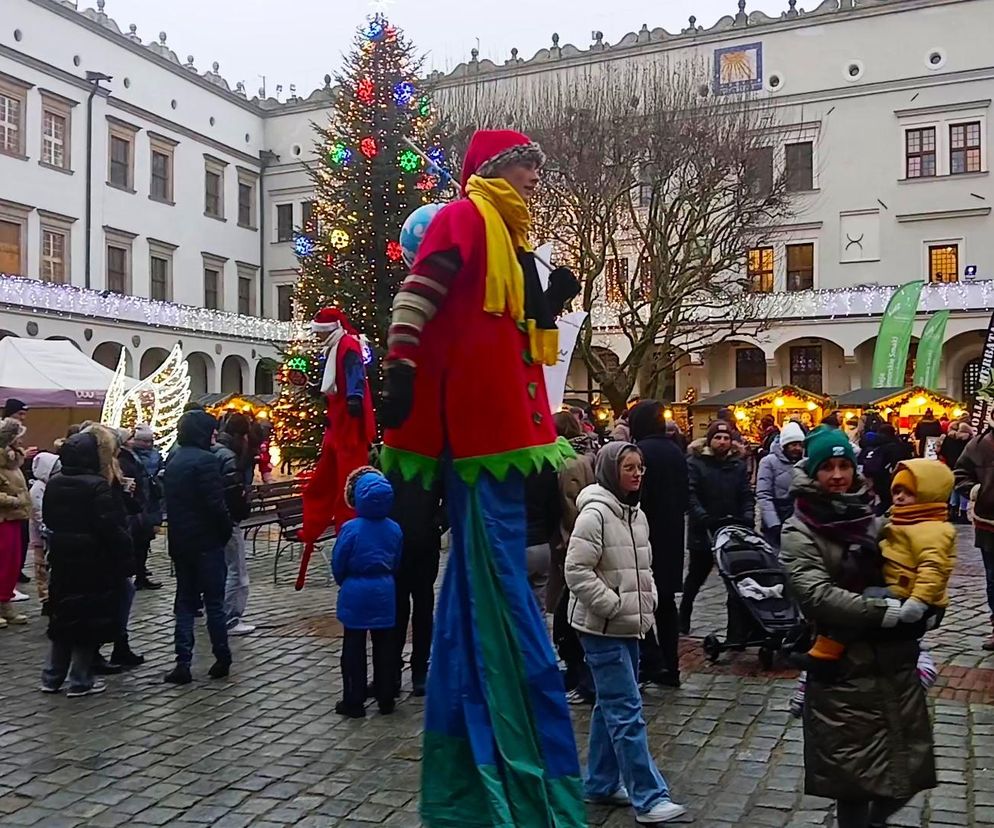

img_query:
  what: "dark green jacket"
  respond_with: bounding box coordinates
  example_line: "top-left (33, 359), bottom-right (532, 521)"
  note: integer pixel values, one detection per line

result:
top-left (780, 474), bottom-right (936, 801)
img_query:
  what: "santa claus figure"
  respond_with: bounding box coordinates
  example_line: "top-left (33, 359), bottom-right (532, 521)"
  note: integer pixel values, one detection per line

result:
top-left (297, 308), bottom-right (375, 590)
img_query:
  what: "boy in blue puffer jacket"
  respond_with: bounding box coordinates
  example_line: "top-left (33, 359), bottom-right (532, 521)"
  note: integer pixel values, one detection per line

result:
top-left (332, 467), bottom-right (402, 718)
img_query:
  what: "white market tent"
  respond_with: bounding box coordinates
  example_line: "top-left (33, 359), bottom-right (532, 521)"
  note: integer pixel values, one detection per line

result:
top-left (0, 338), bottom-right (124, 407)
top-left (0, 338), bottom-right (134, 450)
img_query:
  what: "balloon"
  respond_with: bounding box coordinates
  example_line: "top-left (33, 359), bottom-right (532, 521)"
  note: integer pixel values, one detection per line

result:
top-left (399, 203), bottom-right (445, 267)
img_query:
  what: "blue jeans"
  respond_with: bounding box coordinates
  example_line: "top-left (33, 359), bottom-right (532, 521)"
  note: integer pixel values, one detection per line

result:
top-left (173, 550), bottom-right (230, 665)
top-left (581, 633), bottom-right (671, 814)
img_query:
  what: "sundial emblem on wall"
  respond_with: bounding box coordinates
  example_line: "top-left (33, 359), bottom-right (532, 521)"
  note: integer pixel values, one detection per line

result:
top-left (713, 42), bottom-right (764, 95)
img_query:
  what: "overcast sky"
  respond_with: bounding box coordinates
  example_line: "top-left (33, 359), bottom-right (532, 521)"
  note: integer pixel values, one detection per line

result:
top-left (115, 0), bottom-right (741, 98)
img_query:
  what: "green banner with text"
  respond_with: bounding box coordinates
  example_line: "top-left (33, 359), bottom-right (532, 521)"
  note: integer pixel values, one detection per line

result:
top-left (912, 310), bottom-right (950, 390)
top-left (872, 281), bottom-right (924, 388)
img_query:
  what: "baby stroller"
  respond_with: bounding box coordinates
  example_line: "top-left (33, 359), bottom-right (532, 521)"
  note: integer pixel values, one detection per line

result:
top-left (702, 524), bottom-right (805, 669)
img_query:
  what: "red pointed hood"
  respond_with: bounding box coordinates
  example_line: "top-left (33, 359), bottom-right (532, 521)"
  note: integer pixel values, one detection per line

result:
top-left (460, 129), bottom-right (545, 193)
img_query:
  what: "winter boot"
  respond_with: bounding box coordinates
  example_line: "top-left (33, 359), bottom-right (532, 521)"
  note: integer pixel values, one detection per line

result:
top-left (164, 663), bottom-right (192, 685)
top-left (0, 602), bottom-right (28, 625)
top-left (110, 643), bottom-right (145, 669)
top-left (207, 658), bottom-right (231, 679)
top-left (984, 616), bottom-right (994, 652)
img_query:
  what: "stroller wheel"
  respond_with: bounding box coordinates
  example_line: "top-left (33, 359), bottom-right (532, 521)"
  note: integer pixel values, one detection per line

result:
top-left (703, 634), bottom-right (722, 663)
top-left (758, 645), bottom-right (775, 670)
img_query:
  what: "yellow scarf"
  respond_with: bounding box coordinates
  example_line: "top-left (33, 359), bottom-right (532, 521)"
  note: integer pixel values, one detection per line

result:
top-left (465, 175), bottom-right (558, 366)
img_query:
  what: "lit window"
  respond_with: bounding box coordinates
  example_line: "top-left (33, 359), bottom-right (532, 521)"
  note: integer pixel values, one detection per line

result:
top-left (928, 244), bottom-right (959, 284)
top-left (747, 247), bottom-right (775, 293)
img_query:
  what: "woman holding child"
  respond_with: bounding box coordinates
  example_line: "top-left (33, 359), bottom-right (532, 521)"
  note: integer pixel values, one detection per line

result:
top-left (780, 427), bottom-right (937, 828)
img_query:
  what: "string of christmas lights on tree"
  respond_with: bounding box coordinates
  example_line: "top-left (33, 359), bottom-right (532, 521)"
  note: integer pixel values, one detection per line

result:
top-left (272, 12), bottom-right (451, 459)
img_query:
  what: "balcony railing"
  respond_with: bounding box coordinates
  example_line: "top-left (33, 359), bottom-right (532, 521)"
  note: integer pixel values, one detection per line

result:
top-left (0, 273), bottom-right (296, 342)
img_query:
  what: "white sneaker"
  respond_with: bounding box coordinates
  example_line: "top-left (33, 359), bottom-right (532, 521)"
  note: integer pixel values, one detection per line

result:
top-left (12, 589), bottom-right (29, 602)
top-left (228, 621), bottom-right (256, 636)
top-left (636, 800), bottom-right (687, 823)
top-left (585, 786), bottom-right (630, 806)
top-left (66, 680), bottom-right (107, 698)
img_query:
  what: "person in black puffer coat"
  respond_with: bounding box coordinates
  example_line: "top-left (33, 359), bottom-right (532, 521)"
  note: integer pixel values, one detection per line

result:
top-left (680, 420), bottom-right (754, 636)
top-left (163, 410), bottom-right (233, 685)
top-left (389, 473), bottom-right (445, 698)
top-left (213, 416), bottom-right (252, 636)
top-left (524, 465), bottom-right (562, 612)
top-left (863, 424), bottom-right (914, 514)
top-left (41, 431), bottom-right (133, 696)
top-left (629, 400), bottom-right (688, 687)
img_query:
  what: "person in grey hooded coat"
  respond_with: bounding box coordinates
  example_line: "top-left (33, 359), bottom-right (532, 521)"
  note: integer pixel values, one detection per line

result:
top-left (755, 421), bottom-right (806, 547)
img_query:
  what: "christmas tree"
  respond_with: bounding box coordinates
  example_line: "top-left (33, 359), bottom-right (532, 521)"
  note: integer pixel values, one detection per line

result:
top-left (271, 14), bottom-right (450, 462)
top-left (292, 13), bottom-right (449, 349)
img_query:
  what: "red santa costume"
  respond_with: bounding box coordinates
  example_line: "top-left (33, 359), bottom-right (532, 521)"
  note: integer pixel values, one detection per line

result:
top-left (297, 308), bottom-right (375, 590)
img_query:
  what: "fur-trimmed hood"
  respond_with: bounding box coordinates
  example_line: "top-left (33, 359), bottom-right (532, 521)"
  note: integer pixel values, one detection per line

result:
top-left (0, 417), bottom-right (25, 470)
top-left (688, 437), bottom-right (745, 460)
top-left (82, 423), bottom-right (123, 484)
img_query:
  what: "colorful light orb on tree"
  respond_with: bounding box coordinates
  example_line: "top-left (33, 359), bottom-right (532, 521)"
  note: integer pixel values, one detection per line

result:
top-left (330, 142), bottom-right (352, 166)
top-left (360, 136), bottom-right (378, 159)
top-left (330, 228), bottom-right (351, 249)
top-left (398, 148), bottom-right (421, 172)
top-left (357, 77), bottom-right (375, 104)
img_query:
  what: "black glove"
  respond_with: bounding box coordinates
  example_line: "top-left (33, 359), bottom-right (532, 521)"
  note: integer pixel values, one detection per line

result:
top-left (347, 396), bottom-right (363, 419)
top-left (381, 361), bottom-right (416, 430)
top-left (544, 266), bottom-right (582, 317)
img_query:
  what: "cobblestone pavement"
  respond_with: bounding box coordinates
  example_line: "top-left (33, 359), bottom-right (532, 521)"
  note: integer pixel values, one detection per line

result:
top-left (1, 527), bottom-right (992, 827)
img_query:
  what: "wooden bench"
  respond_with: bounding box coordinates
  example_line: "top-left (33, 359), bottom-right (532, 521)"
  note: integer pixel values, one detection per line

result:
top-left (243, 479), bottom-right (306, 552)
top-left (272, 497), bottom-right (334, 584)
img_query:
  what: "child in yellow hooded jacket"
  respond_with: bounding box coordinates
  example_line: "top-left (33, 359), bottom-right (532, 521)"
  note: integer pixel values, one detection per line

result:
top-left (797, 458), bottom-right (955, 668)
top-left (880, 458), bottom-right (957, 622)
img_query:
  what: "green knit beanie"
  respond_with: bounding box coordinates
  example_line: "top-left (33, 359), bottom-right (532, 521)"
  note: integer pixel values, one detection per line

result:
top-left (804, 426), bottom-right (856, 477)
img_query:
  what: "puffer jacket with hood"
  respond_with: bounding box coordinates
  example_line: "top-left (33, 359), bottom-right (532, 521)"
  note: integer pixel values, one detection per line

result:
top-left (955, 427), bottom-right (994, 536)
top-left (44, 431), bottom-right (133, 645)
top-left (686, 437), bottom-right (754, 551)
top-left (0, 417), bottom-right (30, 522)
top-left (755, 424), bottom-right (805, 531)
top-left (28, 452), bottom-right (60, 547)
top-left (332, 471), bottom-right (402, 630)
top-left (565, 441), bottom-right (657, 639)
top-left (164, 411), bottom-right (232, 559)
top-left (781, 467), bottom-right (936, 801)
top-left (880, 459), bottom-right (956, 607)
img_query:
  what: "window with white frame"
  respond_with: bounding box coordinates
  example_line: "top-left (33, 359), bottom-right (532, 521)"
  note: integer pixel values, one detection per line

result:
top-left (39, 210), bottom-right (76, 284)
top-left (147, 240), bottom-right (176, 301)
top-left (204, 154), bottom-right (228, 219)
top-left (202, 253), bottom-right (227, 310)
top-left (107, 117), bottom-right (139, 191)
top-left (897, 102), bottom-right (989, 179)
top-left (39, 91), bottom-right (74, 171)
top-left (149, 133), bottom-right (177, 203)
top-left (236, 167), bottom-right (258, 228)
top-left (0, 76), bottom-right (29, 158)
top-left (104, 227), bottom-right (136, 294)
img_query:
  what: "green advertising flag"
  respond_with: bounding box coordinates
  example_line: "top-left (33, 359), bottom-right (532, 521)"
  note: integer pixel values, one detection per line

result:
top-left (912, 310), bottom-right (950, 390)
top-left (872, 281), bottom-right (925, 388)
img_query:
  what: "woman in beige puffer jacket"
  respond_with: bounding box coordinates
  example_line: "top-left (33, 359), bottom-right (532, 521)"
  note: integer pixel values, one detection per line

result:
top-left (564, 441), bottom-right (686, 824)
top-left (0, 417), bottom-right (31, 627)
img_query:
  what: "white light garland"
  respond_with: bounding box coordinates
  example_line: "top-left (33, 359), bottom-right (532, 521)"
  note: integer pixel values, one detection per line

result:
top-left (0, 273), bottom-right (296, 342)
top-left (587, 279), bottom-right (994, 330)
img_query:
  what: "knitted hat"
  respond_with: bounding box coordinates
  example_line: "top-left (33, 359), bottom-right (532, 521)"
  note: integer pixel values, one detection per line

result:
top-left (133, 424), bottom-right (155, 442)
top-left (892, 468), bottom-right (916, 496)
top-left (706, 420), bottom-right (732, 443)
top-left (780, 421), bottom-right (806, 448)
top-left (804, 426), bottom-right (856, 476)
top-left (311, 307), bottom-right (356, 336)
top-left (460, 129), bottom-right (545, 192)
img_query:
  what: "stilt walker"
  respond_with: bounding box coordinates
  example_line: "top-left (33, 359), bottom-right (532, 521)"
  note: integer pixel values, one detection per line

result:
top-left (381, 130), bottom-right (585, 827)
top-left (297, 308), bottom-right (375, 590)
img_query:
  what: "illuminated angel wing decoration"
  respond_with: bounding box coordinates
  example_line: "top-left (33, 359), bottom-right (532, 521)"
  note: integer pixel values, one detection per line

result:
top-left (101, 344), bottom-right (191, 454)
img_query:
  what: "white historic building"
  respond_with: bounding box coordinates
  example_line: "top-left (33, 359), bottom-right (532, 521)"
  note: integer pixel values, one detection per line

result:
top-left (3, 0), bottom-right (993, 407)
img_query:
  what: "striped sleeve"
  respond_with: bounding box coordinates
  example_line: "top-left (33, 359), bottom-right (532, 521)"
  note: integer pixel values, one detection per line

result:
top-left (388, 248), bottom-right (461, 364)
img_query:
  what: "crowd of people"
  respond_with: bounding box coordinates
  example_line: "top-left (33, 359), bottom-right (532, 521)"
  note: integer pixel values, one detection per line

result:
top-left (4, 387), bottom-right (994, 825)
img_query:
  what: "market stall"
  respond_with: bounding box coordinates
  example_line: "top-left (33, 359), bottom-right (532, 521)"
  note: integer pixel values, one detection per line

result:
top-left (690, 385), bottom-right (829, 441)
top-left (198, 393), bottom-right (275, 421)
top-left (0, 338), bottom-right (135, 450)
top-left (831, 386), bottom-right (965, 435)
